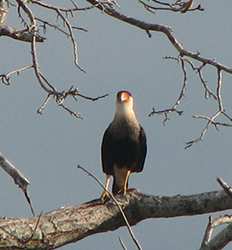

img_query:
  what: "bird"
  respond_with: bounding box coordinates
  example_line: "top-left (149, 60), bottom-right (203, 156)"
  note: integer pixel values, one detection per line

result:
top-left (101, 90), bottom-right (147, 201)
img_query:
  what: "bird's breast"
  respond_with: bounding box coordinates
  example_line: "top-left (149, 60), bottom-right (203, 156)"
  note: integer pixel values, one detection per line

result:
top-left (110, 117), bottom-right (140, 139)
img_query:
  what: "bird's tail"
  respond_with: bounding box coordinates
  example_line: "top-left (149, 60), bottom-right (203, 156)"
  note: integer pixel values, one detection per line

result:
top-left (112, 179), bottom-right (121, 194)
top-left (112, 177), bottom-right (128, 195)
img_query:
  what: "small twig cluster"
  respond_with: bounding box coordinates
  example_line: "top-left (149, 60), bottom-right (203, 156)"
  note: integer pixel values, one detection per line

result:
top-left (148, 55), bottom-right (232, 148)
top-left (37, 86), bottom-right (108, 118)
top-left (148, 54), bottom-right (232, 148)
top-left (139, 0), bottom-right (204, 14)
top-left (0, 0), bottom-right (109, 118)
top-left (185, 68), bottom-right (232, 148)
top-left (148, 55), bottom-right (186, 125)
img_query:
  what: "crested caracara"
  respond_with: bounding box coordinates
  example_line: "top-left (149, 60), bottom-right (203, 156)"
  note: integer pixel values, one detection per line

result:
top-left (101, 90), bottom-right (147, 200)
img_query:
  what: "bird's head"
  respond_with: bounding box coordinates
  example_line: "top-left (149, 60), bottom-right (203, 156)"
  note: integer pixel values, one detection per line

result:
top-left (115, 90), bottom-right (134, 117)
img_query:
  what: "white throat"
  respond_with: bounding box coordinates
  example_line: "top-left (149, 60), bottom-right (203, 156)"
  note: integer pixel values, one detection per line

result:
top-left (113, 103), bottom-right (139, 126)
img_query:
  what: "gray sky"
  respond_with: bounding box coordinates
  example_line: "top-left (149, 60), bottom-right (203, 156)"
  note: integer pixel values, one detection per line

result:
top-left (0, 1), bottom-right (232, 249)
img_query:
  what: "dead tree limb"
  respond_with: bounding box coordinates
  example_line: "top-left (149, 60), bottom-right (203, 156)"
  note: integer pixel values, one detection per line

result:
top-left (0, 189), bottom-right (232, 249)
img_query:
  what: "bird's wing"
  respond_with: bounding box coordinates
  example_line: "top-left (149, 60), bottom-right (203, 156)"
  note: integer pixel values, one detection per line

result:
top-left (137, 125), bottom-right (147, 172)
top-left (101, 125), bottom-right (114, 175)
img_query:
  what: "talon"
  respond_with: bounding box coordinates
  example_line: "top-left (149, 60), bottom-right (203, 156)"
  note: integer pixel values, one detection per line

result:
top-left (100, 190), bottom-right (110, 203)
top-left (100, 174), bottom-right (111, 203)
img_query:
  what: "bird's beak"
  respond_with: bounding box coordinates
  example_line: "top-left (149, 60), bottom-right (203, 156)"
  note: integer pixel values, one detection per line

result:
top-left (120, 92), bottom-right (129, 102)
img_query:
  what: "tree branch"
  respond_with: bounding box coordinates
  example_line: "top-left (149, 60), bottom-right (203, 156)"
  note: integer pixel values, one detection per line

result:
top-left (0, 189), bottom-right (232, 249)
top-left (200, 215), bottom-right (232, 250)
top-left (86, 0), bottom-right (232, 74)
top-left (0, 152), bottom-right (35, 216)
top-left (139, 0), bottom-right (204, 14)
top-left (0, 25), bottom-right (45, 42)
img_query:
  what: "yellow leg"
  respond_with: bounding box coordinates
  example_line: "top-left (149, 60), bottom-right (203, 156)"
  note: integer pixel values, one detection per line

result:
top-left (123, 170), bottom-right (131, 195)
top-left (100, 174), bottom-right (111, 202)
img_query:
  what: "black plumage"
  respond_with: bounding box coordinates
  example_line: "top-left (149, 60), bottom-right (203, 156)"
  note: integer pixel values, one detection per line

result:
top-left (101, 90), bottom-right (147, 198)
top-left (101, 123), bottom-right (146, 174)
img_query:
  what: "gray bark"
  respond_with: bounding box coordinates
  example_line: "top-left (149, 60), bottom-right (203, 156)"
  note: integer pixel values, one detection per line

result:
top-left (0, 189), bottom-right (231, 249)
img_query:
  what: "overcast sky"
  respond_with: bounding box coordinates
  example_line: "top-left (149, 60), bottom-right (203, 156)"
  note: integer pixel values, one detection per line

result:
top-left (1, 1), bottom-right (232, 249)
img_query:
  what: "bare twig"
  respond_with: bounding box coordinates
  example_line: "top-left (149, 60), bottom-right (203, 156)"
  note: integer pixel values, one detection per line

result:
top-left (139, 0), bottom-right (204, 13)
top-left (197, 64), bottom-right (217, 100)
top-left (148, 56), bottom-right (186, 124)
top-left (0, 212), bottom-right (42, 246)
top-left (31, 0), bottom-right (85, 72)
top-left (217, 177), bottom-right (232, 200)
top-left (185, 110), bottom-right (222, 149)
top-left (0, 65), bottom-right (33, 85)
top-left (192, 115), bottom-right (232, 128)
top-left (36, 87), bottom-right (108, 117)
top-left (119, 237), bottom-right (128, 250)
top-left (59, 103), bottom-right (83, 119)
top-left (185, 69), bottom-right (232, 148)
top-left (182, 60), bottom-right (217, 100)
top-left (20, 212), bottom-right (42, 243)
top-left (36, 17), bottom-right (70, 36)
top-left (148, 107), bottom-right (183, 125)
top-left (37, 94), bottom-right (52, 114)
top-left (76, 92), bottom-right (109, 101)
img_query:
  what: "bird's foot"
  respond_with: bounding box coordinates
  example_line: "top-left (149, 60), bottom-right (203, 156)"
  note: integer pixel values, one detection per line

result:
top-left (112, 189), bottom-right (130, 204)
top-left (100, 190), bottom-right (110, 203)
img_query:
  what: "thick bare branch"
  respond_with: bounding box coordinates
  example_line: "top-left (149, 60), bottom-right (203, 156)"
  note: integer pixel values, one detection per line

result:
top-left (0, 152), bottom-right (35, 216)
top-left (0, 189), bottom-right (232, 249)
top-left (86, 0), bottom-right (232, 74)
top-left (0, 152), bottom-right (29, 191)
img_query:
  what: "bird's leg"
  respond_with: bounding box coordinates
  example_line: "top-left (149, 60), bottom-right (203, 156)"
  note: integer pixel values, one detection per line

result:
top-left (123, 170), bottom-right (131, 195)
top-left (100, 174), bottom-right (111, 202)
